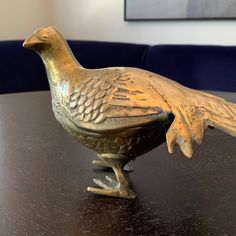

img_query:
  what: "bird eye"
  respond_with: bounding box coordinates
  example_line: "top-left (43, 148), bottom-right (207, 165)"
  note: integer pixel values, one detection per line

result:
top-left (42, 36), bottom-right (48, 41)
top-left (41, 31), bottom-right (50, 40)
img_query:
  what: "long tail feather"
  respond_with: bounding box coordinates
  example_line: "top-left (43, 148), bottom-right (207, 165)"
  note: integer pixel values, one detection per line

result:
top-left (198, 92), bottom-right (236, 137)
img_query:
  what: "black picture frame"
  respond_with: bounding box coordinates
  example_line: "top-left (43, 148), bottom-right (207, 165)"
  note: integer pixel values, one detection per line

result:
top-left (124, 0), bottom-right (236, 21)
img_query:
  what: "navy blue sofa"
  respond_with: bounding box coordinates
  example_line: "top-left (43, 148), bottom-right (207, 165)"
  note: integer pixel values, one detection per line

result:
top-left (1, 40), bottom-right (236, 94)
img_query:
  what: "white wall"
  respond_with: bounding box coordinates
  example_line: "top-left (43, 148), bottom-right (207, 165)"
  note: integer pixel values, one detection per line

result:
top-left (1, 0), bottom-right (236, 45)
top-left (0, 0), bottom-right (51, 40)
top-left (49, 0), bottom-right (236, 45)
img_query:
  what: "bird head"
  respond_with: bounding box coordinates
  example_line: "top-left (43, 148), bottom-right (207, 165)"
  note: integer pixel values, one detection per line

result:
top-left (23, 26), bottom-right (62, 53)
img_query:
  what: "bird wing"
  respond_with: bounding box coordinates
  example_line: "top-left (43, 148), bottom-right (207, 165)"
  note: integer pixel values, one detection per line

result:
top-left (64, 68), bottom-right (172, 131)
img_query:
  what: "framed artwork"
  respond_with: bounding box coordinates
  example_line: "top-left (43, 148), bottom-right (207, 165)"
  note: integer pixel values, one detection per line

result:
top-left (125, 0), bottom-right (236, 20)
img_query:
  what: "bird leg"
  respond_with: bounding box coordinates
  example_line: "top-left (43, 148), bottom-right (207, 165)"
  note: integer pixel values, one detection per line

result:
top-left (88, 155), bottom-right (136, 199)
top-left (92, 159), bottom-right (112, 168)
top-left (92, 154), bottom-right (133, 172)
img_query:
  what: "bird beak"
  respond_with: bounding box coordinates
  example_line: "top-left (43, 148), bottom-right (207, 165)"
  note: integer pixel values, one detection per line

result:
top-left (23, 34), bottom-right (43, 48)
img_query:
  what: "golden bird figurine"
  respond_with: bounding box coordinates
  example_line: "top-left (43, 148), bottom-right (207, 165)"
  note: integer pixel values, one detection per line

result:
top-left (23, 26), bottom-right (236, 199)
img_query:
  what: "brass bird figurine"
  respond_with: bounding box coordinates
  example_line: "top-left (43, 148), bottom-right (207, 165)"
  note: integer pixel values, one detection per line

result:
top-left (23, 26), bottom-right (236, 199)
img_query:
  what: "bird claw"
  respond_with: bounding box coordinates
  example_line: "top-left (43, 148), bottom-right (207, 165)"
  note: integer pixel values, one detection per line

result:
top-left (87, 176), bottom-right (136, 199)
top-left (123, 163), bottom-right (134, 172)
top-left (92, 160), bottom-right (112, 169)
top-left (92, 160), bottom-right (133, 172)
top-left (93, 176), bottom-right (119, 189)
top-left (87, 187), bottom-right (121, 198)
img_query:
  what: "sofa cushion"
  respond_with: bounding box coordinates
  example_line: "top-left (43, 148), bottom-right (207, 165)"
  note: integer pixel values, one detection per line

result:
top-left (143, 45), bottom-right (236, 92)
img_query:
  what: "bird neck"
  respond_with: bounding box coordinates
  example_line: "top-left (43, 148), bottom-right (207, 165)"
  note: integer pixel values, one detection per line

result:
top-left (39, 40), bottom-right (83, 87)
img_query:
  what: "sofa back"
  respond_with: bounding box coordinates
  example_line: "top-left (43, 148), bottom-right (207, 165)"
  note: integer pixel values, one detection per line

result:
top-left (0, 40), bottom-right (236, 93)
top-left (0, 40), bottom-right (148, 94)
top-left (144, 45), bottom-right (236, 92)
top-left (0, 40), bottom-right (48, 94)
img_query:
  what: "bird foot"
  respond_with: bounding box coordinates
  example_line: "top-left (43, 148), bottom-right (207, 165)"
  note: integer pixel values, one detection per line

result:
top-left (87, 176), bottom-right (136, 199)
top-left (92, 160), bottom-right (133, 172)
top-left (92, 160), bottom-right (112, 169)
top-left (123, 163), bottom-right (134, 172)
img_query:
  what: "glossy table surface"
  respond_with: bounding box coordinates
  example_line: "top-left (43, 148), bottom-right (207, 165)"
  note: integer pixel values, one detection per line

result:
top-left (0, 91), bottom-right (235, 235)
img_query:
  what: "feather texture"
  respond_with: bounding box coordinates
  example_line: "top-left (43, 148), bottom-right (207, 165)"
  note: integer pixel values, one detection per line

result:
top-left (68, 78), bottom-right (113, 124)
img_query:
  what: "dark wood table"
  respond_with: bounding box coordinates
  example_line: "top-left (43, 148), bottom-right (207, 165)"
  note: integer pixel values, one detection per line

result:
top-left (0, 91), bottom-right (235, 235)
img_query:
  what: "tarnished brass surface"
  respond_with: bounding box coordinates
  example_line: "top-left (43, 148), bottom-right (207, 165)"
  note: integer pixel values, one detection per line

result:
top-left (23, 26), bottom-right (236, 199)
